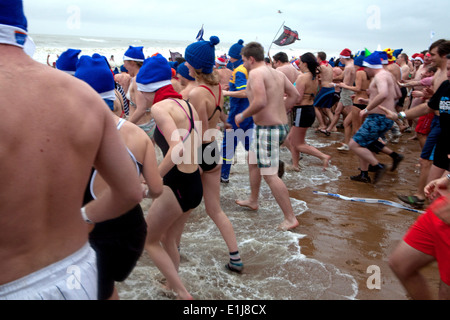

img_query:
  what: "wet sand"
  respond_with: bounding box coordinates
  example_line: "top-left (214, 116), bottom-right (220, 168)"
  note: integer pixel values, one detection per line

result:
top-left (119, 126), bottom-right (441, 300)
top-left (294, 129), bottom-right (440, 300)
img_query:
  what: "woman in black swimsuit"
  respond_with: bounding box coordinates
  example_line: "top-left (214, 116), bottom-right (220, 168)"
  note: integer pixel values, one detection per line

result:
top-left (137, 53), bottom-right (203, 300)
top-left (184, 36), bottom-right (244, 273)
top-left (287, 52), bottom-right (331, 171)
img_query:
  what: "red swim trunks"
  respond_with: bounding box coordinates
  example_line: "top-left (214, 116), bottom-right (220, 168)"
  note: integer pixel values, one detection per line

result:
top-left (403, 196), bottom-right (450, 285)
top-left (415, 113), bottom-right (434, 135)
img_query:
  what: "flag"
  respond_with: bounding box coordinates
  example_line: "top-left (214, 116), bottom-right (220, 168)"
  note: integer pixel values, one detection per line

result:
top-left (273, 26), bottom-right (299, 46)
top-left (196, 25), bottom-right (204, 42)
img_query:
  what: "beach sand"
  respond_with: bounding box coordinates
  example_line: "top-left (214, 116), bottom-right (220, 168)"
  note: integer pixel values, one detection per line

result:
top-left (294, 129), bottom-right (440, 300)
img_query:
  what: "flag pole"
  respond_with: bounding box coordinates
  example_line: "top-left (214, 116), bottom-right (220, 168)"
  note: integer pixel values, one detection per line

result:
top-left (267, 21), bottom-right (285, 58)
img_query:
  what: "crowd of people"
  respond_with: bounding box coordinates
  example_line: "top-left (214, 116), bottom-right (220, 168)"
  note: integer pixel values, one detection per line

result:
top-left (1, 0), bottom-right (449, 301)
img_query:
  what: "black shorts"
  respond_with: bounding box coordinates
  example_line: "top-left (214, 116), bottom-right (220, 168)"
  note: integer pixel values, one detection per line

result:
top-left (164, 167), bottom-right (203, 212)
top-left (89, 205), bottom-right (147, 300)
top-left (292, 105), bottom-right (316, 128)
top-left (199, 140), bottom-right (220, 172)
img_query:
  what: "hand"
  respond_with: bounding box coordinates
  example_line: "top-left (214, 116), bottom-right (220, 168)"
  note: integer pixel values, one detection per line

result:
top-left (378, 106), bottom-right (398, 120)
top-left (433, 197), bottom-right (450, 225)
top-left (234, 113), bottom-right (244, 128)
top-left (359, 109), bottom-right (368, 119)
top-left (358, 97), bottom-right (369, 104)
top-left (422, 87), bottom-right (434, 100)
top-left (425, 172), bottom-right (449, 198)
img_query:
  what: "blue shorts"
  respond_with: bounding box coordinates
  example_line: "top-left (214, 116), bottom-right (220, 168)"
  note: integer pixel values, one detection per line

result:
top-left (353, 114), bottom-right (394, 148)
top-left (420, 115), bottom-right (440, 161)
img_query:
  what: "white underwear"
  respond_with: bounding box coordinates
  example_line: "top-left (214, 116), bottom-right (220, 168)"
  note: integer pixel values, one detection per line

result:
top-left (0, 243), bottom-right (98, 300)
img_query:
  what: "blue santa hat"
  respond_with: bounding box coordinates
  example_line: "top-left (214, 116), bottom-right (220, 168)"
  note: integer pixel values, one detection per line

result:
top-left (75, 53), bottom-right (116, 108)
top-left (228, 39), bottom-right (244, 60)
top-left (0, 0), bottom-right (28, 48)
top-left (123, 45), bottom-right (145, 62)
top-left (136, 53), bottom-right (172, 92)
top-left (56, 48), bottom-right (82, 75)
top-left (177, 62), bottom-right (195, 81)
top-left (363, 52), bottom-right (383, 69)
top-left (374, 51), bottom-right (389, 65)
top-left (354, 50), bottom-right (366, 67)
top-left (185, 36), bottom-right (220, 74)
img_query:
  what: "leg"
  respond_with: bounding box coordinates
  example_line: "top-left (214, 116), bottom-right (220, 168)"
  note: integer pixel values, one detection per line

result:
top-left (262, 172), bottom-right (299, 231)
top-left (314, 106), bottom-right (326, 130)
top-left (439, 281), bottom-right (450, 300)
top-left (289, 126), bottom-right (330, 170)
top-left (145, 187), bottom-right (193, 300)
top-left (236, 151), bottom-right (261, 211)
top-left (389, 241), bottom-right (436, 300)
top-left (326, 101), bottom-right (343, 132)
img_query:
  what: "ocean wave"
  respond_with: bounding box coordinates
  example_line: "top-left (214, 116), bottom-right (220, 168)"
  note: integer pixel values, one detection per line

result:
top-left (79, 37), bottom-right (107, 43)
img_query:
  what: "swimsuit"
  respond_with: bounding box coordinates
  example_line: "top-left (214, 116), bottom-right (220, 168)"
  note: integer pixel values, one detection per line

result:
top-left (85, 118), bottom-right (147, 300)
top-left (251, 124), bottom-right (289, 168)
top-left (199, 84), bottom-right (222, 121)
top-left (292, 105), bottom-right (316, 128)
top-left (154, 99), bottom-right (203, 212)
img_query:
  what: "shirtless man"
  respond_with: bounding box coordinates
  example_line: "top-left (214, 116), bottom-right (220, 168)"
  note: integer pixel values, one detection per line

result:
top-left (348, 52), bottom-right (401, 184)
top-left (326, 49), bottom-right (356, 134)
top-left (234, 42), bottom-right (300, 231)
top-left (273, 51), bottom-right (299, 84)
top-left (123, 46), bottom-right (156, 140)
top-left (0, 1), bottom-right (143, 300)
top-left (314, 52), bottom-right (335, 131)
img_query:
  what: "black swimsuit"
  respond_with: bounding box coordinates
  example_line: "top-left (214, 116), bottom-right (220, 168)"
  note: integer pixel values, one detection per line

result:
top-left (153, 99), bottom-right (203, 213)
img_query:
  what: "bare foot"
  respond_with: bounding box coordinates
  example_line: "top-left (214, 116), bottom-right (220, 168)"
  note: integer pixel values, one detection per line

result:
top-left (286, 164), bottom-right (300, 172)
top-left (278, 219), bottom-right (299, 231)
top-left (322, 155), bottom-right (331, 171)
top-left (235, 199), bottom-right (258, 211)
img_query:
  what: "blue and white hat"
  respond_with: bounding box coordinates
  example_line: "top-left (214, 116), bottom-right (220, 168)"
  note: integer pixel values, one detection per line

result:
top-left (123, 46), bottom-right (145, 62)
top-left (56, 49), bottom-right (82, 75)
top-left (75, 53), bottom-right (116, 102)
top-left (363, 52), bottom-right (383, 69)
top-left (136, 54), bottom-right (172, 92)
top-left (0, 0), bottom-right (28, 48)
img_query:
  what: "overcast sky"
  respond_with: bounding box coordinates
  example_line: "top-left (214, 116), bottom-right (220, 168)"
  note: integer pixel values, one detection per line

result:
top-left (24, 0), bottom-right (449, 56)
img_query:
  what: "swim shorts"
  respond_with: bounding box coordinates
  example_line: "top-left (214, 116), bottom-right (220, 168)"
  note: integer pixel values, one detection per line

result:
top-left (353, 114), bottom-right (394, 148)
top-left (138, 119), bottom-right (156, 139)
top-left (89, 207), bottom-right (147, 300)
top-left (292, 105), bottom-right (316, 128)
top-left (340, 88), bottom-right (355, 107)
top-left (313, 87), bottom-right (335, 109)
top-left (251, 124), bottom-right (289, 168)
top-left (199, 140), bottom-right (221, 172)
top-left (403, 196), bottom-right (450, 285)
top-left (420, 116), bottom-right (440, 161)
top-left (0, 243), bottom-right (97, 300)
top-left (415, 113), bottom-right (434, 135)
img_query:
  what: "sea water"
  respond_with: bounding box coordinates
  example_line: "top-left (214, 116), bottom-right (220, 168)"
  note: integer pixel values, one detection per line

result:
top-left (31, 33), bottom-right (358, 300)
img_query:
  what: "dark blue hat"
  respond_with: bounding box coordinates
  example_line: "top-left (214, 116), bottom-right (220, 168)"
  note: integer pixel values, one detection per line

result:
top-left (0, 0), bottom-right (28, 48)
top-left (177, 62), bottom-right (195, 81)
top-left (136, 53), bottom-right (173, 92)
top-left (56, 48), bottom-right (82, 75)
top-left (363, 52), bottom-right (383, 69)
top-left (75, 53), bottom-right (116, 101)
top-left (185, 36), bottom-right (220, 74)
top-left (228, 39), bottom-right (244, 60)
top-left (354, 50), bottom-right (366, 67)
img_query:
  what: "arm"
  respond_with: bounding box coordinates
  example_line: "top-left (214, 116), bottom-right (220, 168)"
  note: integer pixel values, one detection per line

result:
top-left (380, 101), bottom-right (434, 121)
top-left (339, 71), bottom-right (364, 92)
top-left (142, 136), bottom-right (164, 199)
top-left (128, 90), bottom-right (149, 124)
top-left (84, 109), bottom-right (143, 223)
top-left (223, 89), bottom-right (247, 99)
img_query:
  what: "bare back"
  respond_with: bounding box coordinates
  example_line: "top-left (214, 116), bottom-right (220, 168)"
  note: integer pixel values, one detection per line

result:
top-left (276, 64), bottom-right (299, 84)
top-left (319, 64), bottom-right (333, 87)
top-left (247, 65), bottom-right (297, 125)
top-left (0, 47), bottom-right (141, 284)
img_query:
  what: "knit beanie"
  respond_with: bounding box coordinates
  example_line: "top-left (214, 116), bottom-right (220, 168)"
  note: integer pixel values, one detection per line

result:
top-left (123, 45), bottom-right (145, 62)
top-left (0, 0), bottom-right (28, 48)
top-left (185, 36), bottom-right (220, 74)
top-left (56, 48), bottom-right (82, 75)
top-left (136, 53), bottom-right (173, 92)
top-left (228, 39), bottom-right (244, 60)
top-left (177, 62), bottom-right (195, 81)
top-left (75, 53), bottom-right (116, 101)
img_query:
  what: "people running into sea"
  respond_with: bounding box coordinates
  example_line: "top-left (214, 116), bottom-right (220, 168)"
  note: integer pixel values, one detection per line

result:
top-left (184, 36), bottom-right (244, 273)
top-left (234, 42), bottom-right (300, 231)
top-left (286, 52), bottom-right (331, 171)
top-left (221, 39), bottom-right (254, 184)
top-left (137, 53), bottom-right (203, 300)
